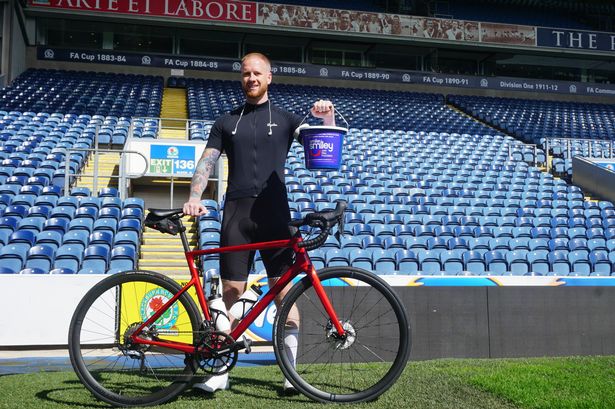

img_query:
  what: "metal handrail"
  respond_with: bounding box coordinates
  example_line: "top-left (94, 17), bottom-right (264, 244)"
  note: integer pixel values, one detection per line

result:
top-left (129, 117), bottom-right (213, 140)
top-left (65, 147), bottom-right (149, 199)
top-left (543, 137), bottom-right (614, 159)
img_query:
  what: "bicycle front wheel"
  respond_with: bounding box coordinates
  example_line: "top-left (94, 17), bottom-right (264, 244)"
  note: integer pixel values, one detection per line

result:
top-left (68, 270), bottom-right (202, 407)
top-left (273, 267), bottom-right (410, 403)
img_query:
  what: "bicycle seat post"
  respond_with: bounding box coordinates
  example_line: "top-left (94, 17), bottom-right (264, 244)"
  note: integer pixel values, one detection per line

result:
top-left (175, 217), bottom-right (191, 253)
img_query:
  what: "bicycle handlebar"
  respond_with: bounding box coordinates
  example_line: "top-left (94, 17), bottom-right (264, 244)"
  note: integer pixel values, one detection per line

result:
top-left (289, 200), bottom-right (347, 251)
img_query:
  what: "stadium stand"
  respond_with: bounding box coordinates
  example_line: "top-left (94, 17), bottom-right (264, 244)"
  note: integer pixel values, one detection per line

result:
top-left (0, 67), bottom-right (613, 276)
top-left (448, 94), bottom-right (615, 179)
top-left (0, 69), bottom-right (163, 118)
top-left (0, 97), bottom-right (144, 274)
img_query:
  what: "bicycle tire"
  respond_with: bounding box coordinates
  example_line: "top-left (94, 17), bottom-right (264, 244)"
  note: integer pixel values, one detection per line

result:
top-left (68, 270), bottom-right (202, 407)
top-left (273, 267), bottom-right (410, 403)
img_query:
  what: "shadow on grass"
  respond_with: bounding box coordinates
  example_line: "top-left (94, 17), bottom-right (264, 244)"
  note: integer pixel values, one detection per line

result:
top-left (34, 379), bottom-right (109, 408)
top-left (181, 375), bottom-right (310, 404)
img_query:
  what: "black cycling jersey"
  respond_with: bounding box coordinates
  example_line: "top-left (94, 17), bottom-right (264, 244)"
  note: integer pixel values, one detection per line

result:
top-left (206, 101), bottom-right (302, 200)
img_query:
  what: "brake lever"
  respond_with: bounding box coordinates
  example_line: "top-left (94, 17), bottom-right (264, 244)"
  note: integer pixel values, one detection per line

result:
top-left (335, 214), bottom-right (345, 243)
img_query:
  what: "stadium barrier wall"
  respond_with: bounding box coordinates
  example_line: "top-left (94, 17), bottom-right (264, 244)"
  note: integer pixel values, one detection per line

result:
top-left (572, 157), bottom-right (615, 204)
top-left (1, 275), bottom-right (615, 359)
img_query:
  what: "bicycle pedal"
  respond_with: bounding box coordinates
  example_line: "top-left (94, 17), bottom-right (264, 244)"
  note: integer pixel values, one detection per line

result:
top-left (231, 337), bottom-right (252, 354)
top-left (243, 337), bottom-right (252, 354)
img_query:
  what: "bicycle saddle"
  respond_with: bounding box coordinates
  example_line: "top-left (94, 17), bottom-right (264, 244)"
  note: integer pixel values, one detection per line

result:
top-left (147, 208), bottom-right (183, 218)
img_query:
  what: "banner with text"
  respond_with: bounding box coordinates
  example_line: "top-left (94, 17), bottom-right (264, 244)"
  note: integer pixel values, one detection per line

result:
top-left (28, 0), bottom-right (257, 23)
top-left (537, 27), bottom-right (615, 52)
top-left (37, 47), bottom-right (615, 97)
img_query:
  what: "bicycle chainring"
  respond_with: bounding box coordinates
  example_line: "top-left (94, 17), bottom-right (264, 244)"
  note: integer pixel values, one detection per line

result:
top-left (195, 330), bottom-right (238, 375)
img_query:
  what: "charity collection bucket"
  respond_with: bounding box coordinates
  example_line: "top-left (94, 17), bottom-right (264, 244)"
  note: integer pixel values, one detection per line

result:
top-left (296, 106), bottom-right (349, 171)
top-left (300, 125), bottom-right (347, 170)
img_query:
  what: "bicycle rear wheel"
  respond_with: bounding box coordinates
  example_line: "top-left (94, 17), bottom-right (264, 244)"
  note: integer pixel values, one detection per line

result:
top-left (273, 267), bottom-right (410, 403)
top-left (68, 270), bottom-right (202, 407)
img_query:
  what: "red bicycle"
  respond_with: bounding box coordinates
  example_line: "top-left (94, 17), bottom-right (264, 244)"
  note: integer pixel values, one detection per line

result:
top-left (68, 201), bottom-right (410, 406)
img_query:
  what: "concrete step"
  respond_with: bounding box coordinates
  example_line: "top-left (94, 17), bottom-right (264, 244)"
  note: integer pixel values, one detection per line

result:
top-left (139, 258), bottom-right (187, 267)
top-left (140, 251), bottom-right (187, 259)
top-left (141, 244), bottom-right (188, 250)
top-left (142, 229), bottom-right (197, 236)
top-left (141, 234), bottom-right (198, 245)
top-left (159, 128), bottom-right (186, 139)
top-left (141, 266), bottom-right (191, 276)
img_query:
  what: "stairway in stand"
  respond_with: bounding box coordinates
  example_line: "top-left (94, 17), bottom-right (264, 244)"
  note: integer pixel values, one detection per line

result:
top-left (74, 152), bottom-right (120, 193)
top-left (139, 216), bottom-right (200, 276)
top-left (137, 87), bottom-right (214, 275)
top-left (160, 87), bottom-right (188, 140)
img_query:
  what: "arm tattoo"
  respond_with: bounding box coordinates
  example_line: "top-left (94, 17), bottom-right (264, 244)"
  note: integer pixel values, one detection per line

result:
top-left (189, 148), bottom-right (221, 200)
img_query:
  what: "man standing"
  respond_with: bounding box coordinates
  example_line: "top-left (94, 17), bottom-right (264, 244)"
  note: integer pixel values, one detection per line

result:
top-left (183, 52), bottom-right (335, 393)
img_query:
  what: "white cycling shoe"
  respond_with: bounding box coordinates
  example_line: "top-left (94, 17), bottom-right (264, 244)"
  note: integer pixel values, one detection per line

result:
top-left (193, 373), bottom-right (229, 393)
top-left (283, 378), bottom-right (298, 394)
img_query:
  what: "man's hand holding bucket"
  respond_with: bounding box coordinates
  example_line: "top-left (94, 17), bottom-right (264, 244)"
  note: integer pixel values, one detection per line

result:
top-left (311, 99), bottom-right (336, 126)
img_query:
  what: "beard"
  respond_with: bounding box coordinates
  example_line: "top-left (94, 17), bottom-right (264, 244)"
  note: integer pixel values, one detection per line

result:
top-left (244, 81), bottom-right (268, 100)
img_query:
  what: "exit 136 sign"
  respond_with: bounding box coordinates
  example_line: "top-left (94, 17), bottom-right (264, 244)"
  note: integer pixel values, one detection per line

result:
top-left (149, 145), bottom-right (196, 175)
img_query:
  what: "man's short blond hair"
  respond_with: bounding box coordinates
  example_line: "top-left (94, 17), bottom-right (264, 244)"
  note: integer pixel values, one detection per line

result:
top-left (241, 53), bottom-right (271, 71)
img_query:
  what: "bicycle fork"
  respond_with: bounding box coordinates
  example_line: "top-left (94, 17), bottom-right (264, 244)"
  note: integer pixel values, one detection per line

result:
top-left (307, 265), bottom-right (346, 338)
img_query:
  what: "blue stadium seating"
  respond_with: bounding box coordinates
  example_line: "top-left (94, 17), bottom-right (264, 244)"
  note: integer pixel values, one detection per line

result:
top-left (0, 69), bottom-right (162, 118)
top-left (2, 70), bottom-right (615, 276)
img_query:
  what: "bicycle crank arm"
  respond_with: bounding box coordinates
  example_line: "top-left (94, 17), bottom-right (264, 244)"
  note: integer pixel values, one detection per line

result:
top-left (229, 337), bottom-right (252, 354)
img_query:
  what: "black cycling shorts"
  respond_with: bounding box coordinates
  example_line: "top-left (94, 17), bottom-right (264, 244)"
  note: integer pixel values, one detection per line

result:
top-left (219, 195), bottom-right (293, 281)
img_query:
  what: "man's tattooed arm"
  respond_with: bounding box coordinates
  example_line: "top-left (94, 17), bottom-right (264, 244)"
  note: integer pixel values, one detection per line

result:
top-left (189, 148), bottom-right (221, 201)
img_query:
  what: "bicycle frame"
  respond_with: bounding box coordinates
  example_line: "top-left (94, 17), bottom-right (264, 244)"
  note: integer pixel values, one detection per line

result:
top-left (131, 221), bottom-right (346, 353)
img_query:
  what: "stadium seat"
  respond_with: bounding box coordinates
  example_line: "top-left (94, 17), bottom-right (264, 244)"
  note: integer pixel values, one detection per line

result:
top-left (589, 251), bottom-right (611, 276)
top-left (506, 250), bottom-right (530, 275)
top-left (24, 245), bottom-right (55, 273)
top-left (108, 246), bottom-right (136, 274)
top-left (35, 230), bottom-right (63, 251)
top-left (463, 251), bottom-right (486, 275)
top-left (527, 250), bottom-right (549, 275)
top-left (548, 251), bottom-right (571, 276)
top-left (308, 249), bottom-right (325, 270)
top-left (419, 250), bottom-right (442, 275)
top-left (78, 245), bottom-right (110, 274)
top-left (349, 249), bottom-right (373, 270)
top-left (372, 248), bottom-right (397, 274)
top-left (0, 244), bottom-right (27, 273)
top-left (325, 248), bottom-right (350, 267)
top-left (484, 250), bottom-right (507, 275)
top-left (93, 218), bottom-right (118, 234)
top-left (118, 219), bottom-right (141, 234)
top-left (395, 250), bottom-right (419, 274)
top-left (569, 251), bottom-right (591, 276)
top-left (440, 250), bottom-right (464, 274)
